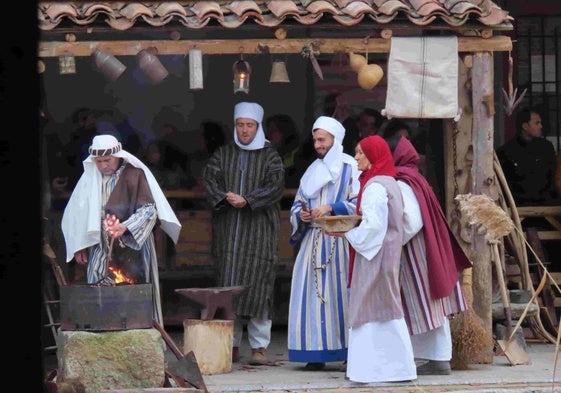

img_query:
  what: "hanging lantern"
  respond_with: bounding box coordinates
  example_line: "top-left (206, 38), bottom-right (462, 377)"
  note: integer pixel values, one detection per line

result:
top-left (58, 52), bottom-right (76, 75)
top-left (233, 56), bottom-right (251, 94)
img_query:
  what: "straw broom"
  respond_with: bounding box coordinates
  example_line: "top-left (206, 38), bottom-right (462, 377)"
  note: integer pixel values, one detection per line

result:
top-left (449, 193), bottom-right (517, 370)
top-left (454, 194), bottom-right (561, 379)
top-left (449, 265), bottom-right (491, 370)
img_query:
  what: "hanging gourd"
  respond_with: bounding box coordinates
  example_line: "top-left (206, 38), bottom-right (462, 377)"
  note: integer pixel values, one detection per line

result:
top-left (348, 52), bottom-right (367, 73)
top-left (357, 63), bottom-right (384, 90)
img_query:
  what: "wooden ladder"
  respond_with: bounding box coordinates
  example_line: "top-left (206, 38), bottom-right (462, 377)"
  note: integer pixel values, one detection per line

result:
top-left (42, 244), bottom-right (67, 352)
top-left (524, 228), bottom-right (559, 336)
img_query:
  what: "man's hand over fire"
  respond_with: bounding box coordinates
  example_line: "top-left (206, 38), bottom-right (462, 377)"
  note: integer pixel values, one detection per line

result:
top-left (103, 214), bottom-right (127, 238)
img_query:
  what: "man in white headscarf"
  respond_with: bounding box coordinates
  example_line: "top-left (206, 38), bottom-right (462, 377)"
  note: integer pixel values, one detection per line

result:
top-left (61, 134), bottom-right (181, 325)
top-left (287, 116), bottom-right (360, 370)
top-left (201, 102), bottom-right (285, 365)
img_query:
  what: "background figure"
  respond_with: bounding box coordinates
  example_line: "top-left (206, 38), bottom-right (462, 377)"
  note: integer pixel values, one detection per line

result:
top-left (341, 116), bottom-right (360, 156)
top-left (555, 151), bottom-right (561, 197)
top-left (287, 116), bottom-right (360, 371)
top-left (382, 118), bottom-right (411, 140)
top-left (357, 108), bottom-right (385, 139)
top-left (157, 123), bottom-right (194, 185)
top-left (265, 114), bottom-right (302, 189)
top-left (61, 135), bottom-right (181, 324)
top-left (496, 106), bottom-right (558, 207)
top-left (41, 109), bottom-right (77, 283)
top-left (336, 135), bottom-right (416, 383)
top-left (322, 91), bottom-right (360, 156)
top-left (201, 102), bottom-right (285, 366)
top-left (189, 120), bottom-right (227, 204)
top-left (143, 141), bottom-right (191, 190)
top-left (64, 107), bottom-right (99, 190)
top-left (385, 135), bottom-right (471, 375)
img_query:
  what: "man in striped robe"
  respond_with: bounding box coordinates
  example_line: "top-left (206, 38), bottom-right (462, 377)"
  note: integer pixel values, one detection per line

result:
top-left (287, 116), bottom-right (359, 370)
top-left (202, 102), bottom-right (285, 365)
top-left (61, 134), bottom-right (181, 325)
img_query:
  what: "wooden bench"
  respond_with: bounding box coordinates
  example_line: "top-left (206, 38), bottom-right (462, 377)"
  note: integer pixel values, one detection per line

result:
top-left (515, 206), bottom-right (561, 241)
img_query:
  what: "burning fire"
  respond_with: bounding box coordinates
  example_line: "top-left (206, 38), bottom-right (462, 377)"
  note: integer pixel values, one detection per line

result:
top-left (108, 266), bottom-right (135, 285)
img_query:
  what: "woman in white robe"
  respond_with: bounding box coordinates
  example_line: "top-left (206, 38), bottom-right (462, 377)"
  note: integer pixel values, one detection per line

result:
top-left (329, 135), bottom-right (416, 383)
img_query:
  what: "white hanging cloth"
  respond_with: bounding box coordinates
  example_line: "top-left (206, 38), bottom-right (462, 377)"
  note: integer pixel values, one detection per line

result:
top-left (382, 36), bottom-right (460, 120)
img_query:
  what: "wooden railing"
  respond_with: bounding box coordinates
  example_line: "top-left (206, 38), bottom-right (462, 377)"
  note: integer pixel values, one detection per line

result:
top-left (164, 189), bottom-right (297, 200)
top-left (161, 189), bottom-right (299, 271)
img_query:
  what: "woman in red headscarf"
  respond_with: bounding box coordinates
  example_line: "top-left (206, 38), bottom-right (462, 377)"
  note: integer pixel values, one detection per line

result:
top-left (328, 135), bottom-right (416, 383)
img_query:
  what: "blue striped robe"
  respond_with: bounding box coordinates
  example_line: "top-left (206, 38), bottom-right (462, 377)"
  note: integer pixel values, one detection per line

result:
top-left (86, 162), bottom-right (162, 323)
top-left (288, 161), bottom-right (357, 363)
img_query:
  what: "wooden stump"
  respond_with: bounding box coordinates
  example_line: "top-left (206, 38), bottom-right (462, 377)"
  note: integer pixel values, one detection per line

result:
top-left (183, 319), bottom-right (233, 375)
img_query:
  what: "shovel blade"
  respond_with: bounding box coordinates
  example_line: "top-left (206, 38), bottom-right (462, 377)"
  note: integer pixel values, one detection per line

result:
top-left (168, 350), bottom-right (207, 391)
top-left (497, 339), bottom-right (531, 365)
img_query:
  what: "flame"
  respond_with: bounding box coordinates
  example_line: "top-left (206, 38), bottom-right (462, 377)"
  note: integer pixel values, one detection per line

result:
top-left (108, 266), bottom-right (135, 284)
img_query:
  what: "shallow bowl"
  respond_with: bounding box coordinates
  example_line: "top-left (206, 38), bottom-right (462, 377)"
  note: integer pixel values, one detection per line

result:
top-left (314, 215), bottom-right (362, 233)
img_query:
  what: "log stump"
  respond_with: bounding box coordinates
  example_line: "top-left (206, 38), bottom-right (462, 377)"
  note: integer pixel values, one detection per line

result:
top-left (183, 319), bottom-right (233, 375)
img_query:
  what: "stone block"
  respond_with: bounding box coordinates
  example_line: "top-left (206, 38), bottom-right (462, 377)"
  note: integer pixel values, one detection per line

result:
top-left (57, 329), bottom-right (165, 393)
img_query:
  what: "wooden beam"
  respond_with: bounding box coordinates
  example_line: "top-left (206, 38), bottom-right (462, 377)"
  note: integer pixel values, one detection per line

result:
top-left (38, 36), bottom-right (512, 57)
top-left (470, 51), bottom-right (496, 363)
top-left (515, 206), bottom-right (561, 218)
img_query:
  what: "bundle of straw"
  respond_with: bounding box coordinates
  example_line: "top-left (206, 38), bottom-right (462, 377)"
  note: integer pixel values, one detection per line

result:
top-left (454, 193), bottom-right (561, 377)
top-left (455, 193), bottom-right (515, 241)
top-left (450, 267), bottom-right (492, 369)
top-left (449, 193), bottom-right (515, 369)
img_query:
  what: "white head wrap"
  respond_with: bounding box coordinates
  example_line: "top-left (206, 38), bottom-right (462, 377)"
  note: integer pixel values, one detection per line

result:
top-left (312, 116), bottom-right (345, 144)
top-left (300, 116), bottom-right (359, 198)
top-left (233, 102), bottom-right (266, 150)
top-left (61, 134), bottom-right (181, 262)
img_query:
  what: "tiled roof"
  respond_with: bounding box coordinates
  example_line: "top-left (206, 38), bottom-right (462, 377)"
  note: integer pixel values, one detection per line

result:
top-left (38, 1), bottom-right (513, 32)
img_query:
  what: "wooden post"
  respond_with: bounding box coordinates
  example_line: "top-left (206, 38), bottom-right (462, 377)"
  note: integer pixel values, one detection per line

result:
top-left (183, 319), bottom-right (233, 375)
top-left (470, 51), bottom-right (497, 363)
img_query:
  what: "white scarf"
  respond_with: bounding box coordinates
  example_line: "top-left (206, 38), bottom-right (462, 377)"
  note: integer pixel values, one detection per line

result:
top-left (300, 116), bottom-right (359, 198)
top-left (233, 102), bottom-right (266, 150)
top-left (61, 135), bottom-right (181, 262)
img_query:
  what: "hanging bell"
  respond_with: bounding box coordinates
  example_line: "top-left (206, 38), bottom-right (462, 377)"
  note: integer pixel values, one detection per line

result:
top-left (269, 61), bottom-right (290, 83)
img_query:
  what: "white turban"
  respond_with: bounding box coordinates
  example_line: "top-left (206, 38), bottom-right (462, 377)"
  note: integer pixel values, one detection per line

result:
top-left (233, 102), bottom-right (266, 150)
top-left (300, 115), bottom-right (359, 198)
top-left (61, 134), bottom-right (181, 262)
top-left (312, 116), bottom-right (345, 144)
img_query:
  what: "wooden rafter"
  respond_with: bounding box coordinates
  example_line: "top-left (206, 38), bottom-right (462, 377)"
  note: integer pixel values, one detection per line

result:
top-left (38, 36), bottom-right (512, 58)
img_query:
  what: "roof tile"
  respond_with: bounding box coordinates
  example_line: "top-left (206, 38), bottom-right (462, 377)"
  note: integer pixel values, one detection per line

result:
top-left (306, 0), bottom-right (342, 16)
top-left (119, 3), bottom-right (153, 20)
top-left (341, 1), bottom-right (378, 19)
top-left (153, 2), bottom-right (188, 17)
top-left (191, 1), bottom-right (224, 21)
top-left (37, 0), bottom-right (513, 31)
top-left (267, 0), bottom-right (303, 19)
